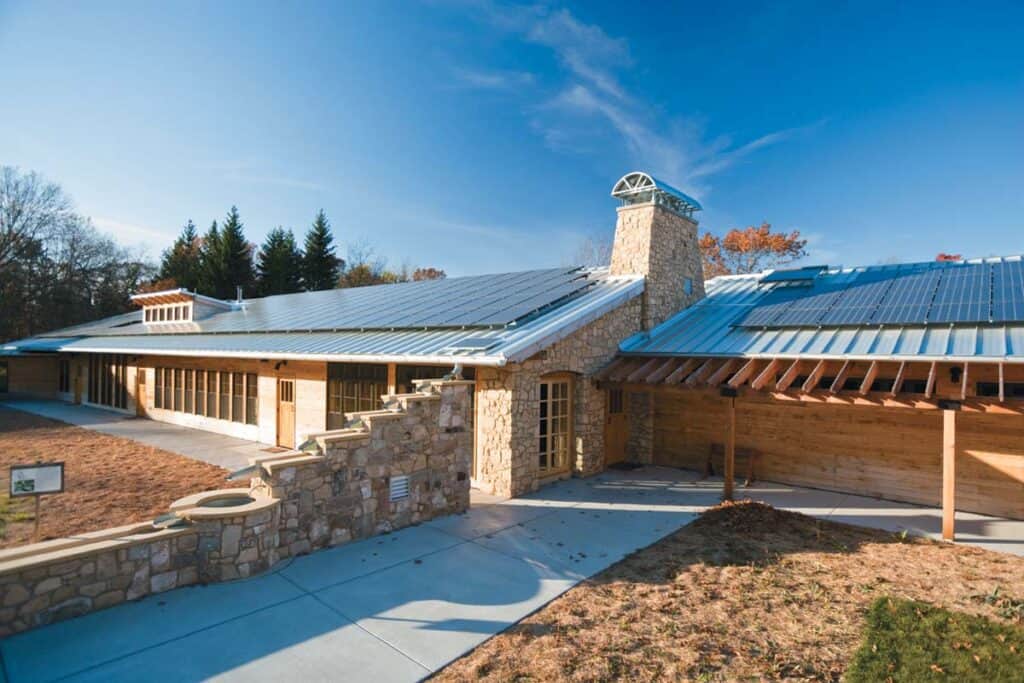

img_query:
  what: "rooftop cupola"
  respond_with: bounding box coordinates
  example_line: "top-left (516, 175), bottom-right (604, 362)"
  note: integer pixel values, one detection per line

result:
top-left (609, 171), bottom-right (706, 330)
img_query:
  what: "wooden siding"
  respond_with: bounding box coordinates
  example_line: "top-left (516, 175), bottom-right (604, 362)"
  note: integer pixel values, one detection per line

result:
top-left (652, 389), bottom-right (1024, 520)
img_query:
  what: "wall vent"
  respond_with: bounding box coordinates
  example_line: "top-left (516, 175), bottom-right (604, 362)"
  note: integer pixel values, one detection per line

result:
top-left (389, 475), bottom-right (410, 501)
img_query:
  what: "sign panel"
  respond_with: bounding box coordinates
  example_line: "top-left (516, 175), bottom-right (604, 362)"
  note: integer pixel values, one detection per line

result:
top-left (10, 462), bottom-right (64, 497)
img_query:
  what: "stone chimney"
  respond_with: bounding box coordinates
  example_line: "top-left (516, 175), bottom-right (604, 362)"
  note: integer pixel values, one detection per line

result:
top-left (609, 171), bottom-right (706, 330)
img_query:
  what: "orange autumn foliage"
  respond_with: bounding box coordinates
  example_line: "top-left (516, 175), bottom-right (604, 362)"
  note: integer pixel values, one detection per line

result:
top-left (700, 222), bottom-right (808, 279)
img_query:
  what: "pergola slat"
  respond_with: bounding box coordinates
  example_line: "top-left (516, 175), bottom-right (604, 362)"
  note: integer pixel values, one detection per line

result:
top-left (925, 361), bottom-right (938, 399)
top-left (705, 358), bottom-right (740, 386)
top-left (751, 358), bottom-right (782, 390)
top-left (626, 358), bottom-right (664, 384)
top-left (775, 359), bottom-right (803, 392)
top-left (829, 360), bottom-right (852, 394)
top-left (643, 358), bottom-right (680, 384)
top-left (802, 359), bottom-right (828, 392)
top-left (685, 359), bottom-right (717, 386)
top-left (859, 360), bottom-right (880, 395)
top-left (665, 358), bottom-right (701, 384)
top-left (727, 358), bottom-right (760, 388)
top-left (890, 361), bottom-right (907, 397)
top-left (960, 362), bottom-right (970, 401)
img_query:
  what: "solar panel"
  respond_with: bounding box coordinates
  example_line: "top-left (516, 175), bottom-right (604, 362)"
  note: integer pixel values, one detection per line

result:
top-left (991, 260), bottom-right (1024, 322)
top-left (817, 270), bottom-right (895, 326)
top-left (759, 265), bottom-right (828, 283)
top-left (870, 268), bottom-right (942, 325)
top-left (927, 263), bottom-right (992, 323)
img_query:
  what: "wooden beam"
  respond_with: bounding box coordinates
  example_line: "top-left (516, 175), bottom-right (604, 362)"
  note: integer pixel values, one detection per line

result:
top-left (858, 360), bottom-right (880, 396)
top-left (890, 361), bottom-right (907, 398)
top-left (925, 361), bottom-right (937, 399)
top-left (608, 359), bottom-right (642, 382)
top-left (705, 358), bottom-right (740, 387)
top-left (665, 358), bottom-right (700, 384)
top-left (999, 362), bottom-right (1005, 403)
top-left (685, 359), bottom-right (717, 387)
top-left (594, 358), bottom-right (628, 382)
top-left (802, 359), bottom-right (828, 393)
top-left (751, 358), bottom-right (783, 391)
top-left (775, 359), bottom-right (802, 392)
top-left (723, 396), bottom-right (736, 501)
top-left (626, 358), bottom-right (664, 383)
top-left (829, 360), bottom-right (852, 394)
top-left (644, 358), bottom-right (680, 384)
top-left (960, 362), bottom-right (969, 401)
top-left (728, 358), bottom-right (760, 388)
top-left (942, 408), bottom-right (956, 541)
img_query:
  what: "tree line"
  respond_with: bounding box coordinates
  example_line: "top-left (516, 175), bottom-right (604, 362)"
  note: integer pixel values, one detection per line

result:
top-left (0, 166), bottom-right (446, 343)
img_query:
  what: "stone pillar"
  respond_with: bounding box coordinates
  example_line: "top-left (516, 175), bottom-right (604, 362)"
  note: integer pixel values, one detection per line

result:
top-left (610, 203), bottom-right (705, 330)
top-left (574, 378), bottom-right (606, 476)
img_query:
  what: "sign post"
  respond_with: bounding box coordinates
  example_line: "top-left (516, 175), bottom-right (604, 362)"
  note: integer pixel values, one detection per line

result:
top-left (10, 462), bottom-right (64, 541)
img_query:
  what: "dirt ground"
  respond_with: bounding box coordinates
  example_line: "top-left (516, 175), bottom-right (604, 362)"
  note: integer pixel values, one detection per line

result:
top-left (0, 406), bottom-right (230, 548)
top-left (436, 500), bottom-right (1024, 682)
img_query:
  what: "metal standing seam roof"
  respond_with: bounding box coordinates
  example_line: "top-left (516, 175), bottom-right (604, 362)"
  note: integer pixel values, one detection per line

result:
top-left (3, 268), bottom-right (645, 366)
top-left (621, 256), bottom-right (1024, 363)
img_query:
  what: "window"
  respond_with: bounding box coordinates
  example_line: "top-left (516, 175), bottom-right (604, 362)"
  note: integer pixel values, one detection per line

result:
top-left (0, 361), bottom-right (8, 393)
top-left (206, 371), bottom-right (218, 418)
top-left (59, 359), bottom-right (70, 393)
top-left (219, 372), bottom-right (230, 420)
top-left (327, 363), bottom-right (387, 429)
top-left (154, 368), bottom-right (163, 408)
top-left (245, 373), bottom-right (258, 425)
top-left (195, 370), bottom-right (205, 415)
top-left (608, 387), bottom-right (624, 414)
top-left (184, 370), bottom-right (194, 413)
top-left (88, 355), bottom-right (128, 409)
top-left (173, 369), bottom-right (183, 411)
top-left (977, 382), bottom-right (1024, 399)
top-left (538, 376), bottom-right (572, 475)
top-left (232, 372), bottom-right (244, 423)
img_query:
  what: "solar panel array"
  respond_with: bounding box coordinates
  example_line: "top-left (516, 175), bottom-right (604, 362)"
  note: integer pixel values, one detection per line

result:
top-left (54, 267), bottom-right (597, 337)
top-left (737, 259), bottom-right (1024, 328)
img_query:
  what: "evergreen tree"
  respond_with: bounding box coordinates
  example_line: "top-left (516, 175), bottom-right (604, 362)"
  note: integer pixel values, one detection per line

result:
top-left (256, 227), bottom-right (303, 296)
top-left (197, 220), bottom-right (221, 297)
top-left (302, 210), bottom-right (341, 291)
top-left (219, 206), bottom-right (255, 300)
top-left (157, 220), bottom-right (201, 291)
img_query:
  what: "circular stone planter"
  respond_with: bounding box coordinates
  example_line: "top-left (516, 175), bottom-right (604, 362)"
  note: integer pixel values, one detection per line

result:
top-left (169, 489), bottom-right (278, 520)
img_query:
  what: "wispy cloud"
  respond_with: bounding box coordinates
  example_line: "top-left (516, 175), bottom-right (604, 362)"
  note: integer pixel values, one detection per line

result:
top-left (92, 216), bottom-right (170, 250)
top-left (206, 160), bottom-right (326, 192)
top-left (458, 2), bottom-right (819, 198)
top-left (451, 66), bottom-right (534, 90)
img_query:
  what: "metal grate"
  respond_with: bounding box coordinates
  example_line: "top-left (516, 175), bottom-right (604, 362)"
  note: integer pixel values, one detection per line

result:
top-left (389, 475), bottom-right (410, 501)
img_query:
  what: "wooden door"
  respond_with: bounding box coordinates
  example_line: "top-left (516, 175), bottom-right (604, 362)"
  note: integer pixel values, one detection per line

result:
top-left (605, 387), bottom-right (628, 465)
top-left (277, 378), bottom-right (296, 449)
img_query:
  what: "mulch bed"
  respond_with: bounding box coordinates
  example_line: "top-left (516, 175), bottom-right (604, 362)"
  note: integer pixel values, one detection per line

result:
top-left (435, 500), bottom-right (1024, 682)
top-left (0, 406), bottom-right (230, 548)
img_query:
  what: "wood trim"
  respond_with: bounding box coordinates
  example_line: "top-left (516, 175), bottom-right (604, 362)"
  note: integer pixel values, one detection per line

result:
top-left (960, 362), bottom-right (969, 401)
top-left (802, 359), bottom-right (828, 393)
top-left (723, 396), bottom-right (736, 501)
top-left (829, 360), bottom-right (852, 394)
top-left (727, 358), bottom-right (760, 388)
top-left (751, 358), bottom-right (783, 391)
top-left (665, 358), bottom-right (700, 384)
top-left (859, 360), bottom-right (880, 395)
top-left (608, 359), bottom-right (641, 382)
top-left (775, 359), bottom-right (802, 392)
top-left (685, 359), bottom-right (716, 387)
top-left (644, 358), bottom-right (680, 384)
top-left (942, 409), bottom-right (956, 541)
top-left (386, 363), bottom-right (397, 397)
top-left (626, 358), bottom-right (664, 384)
top-left (925, 361), bottom-right (937, 399)
top-left (890, 361), bottom-right (907, 397)
top-left (705, 359), bottom-right (740, 387)
top-left (999, 362), bottom-right (1005, 403)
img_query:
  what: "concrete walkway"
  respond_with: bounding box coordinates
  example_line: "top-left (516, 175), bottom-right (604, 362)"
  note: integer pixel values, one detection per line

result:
top-left (0, 400), bottom-right (271, 471)
top-left (2, 467), bottom-right (1021, 682)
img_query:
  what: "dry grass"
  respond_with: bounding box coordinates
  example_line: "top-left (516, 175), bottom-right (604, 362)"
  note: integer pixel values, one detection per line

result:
top-left (436, 501), bottom-right (1024, 682)
top-left (0, 406), bottom-right (230, 548)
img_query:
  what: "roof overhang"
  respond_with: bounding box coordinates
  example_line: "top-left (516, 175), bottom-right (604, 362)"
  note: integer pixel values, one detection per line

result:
top-left (130, 289), bottom-right (234, 309)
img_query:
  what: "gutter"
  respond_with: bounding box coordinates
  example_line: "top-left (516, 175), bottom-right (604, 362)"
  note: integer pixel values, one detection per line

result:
top-left (617, 351), bottom-right (1024, 365)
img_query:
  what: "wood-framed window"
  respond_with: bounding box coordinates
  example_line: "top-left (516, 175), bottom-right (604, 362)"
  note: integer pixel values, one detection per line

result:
top-left (152, 366), bottom-right (258, 424)
top-left (184, 370), bottom-right (194, 413)
top-left (538, 374), bottom-right (573, 476)
top-left (88, 354), bottom-right (128, 409)
top-left (219, 372), bottom-right (230, 419)
top-left (206, 371), bottom-right (218, 418)
top-left (173, 369), bottom-right (183, 411)
top-left (195, 370), bottom-right (205, 415)
top-left (59, 359), bottom-right (71, 393)
top-left (327, 363), bottom-right (387, 429)
top-left (231, 372), bottom-right (244, 423)
top-left (245, 373), bottom-right (258, 425)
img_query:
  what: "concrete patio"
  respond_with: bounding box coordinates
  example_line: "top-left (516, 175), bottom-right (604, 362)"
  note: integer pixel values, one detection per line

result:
top-left (1, 466), bottom-right (1020, 682)
top-left (0, 399), bottom-right (271, 471)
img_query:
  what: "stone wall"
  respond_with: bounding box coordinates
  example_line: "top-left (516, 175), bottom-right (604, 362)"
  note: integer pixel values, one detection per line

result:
top-left (609, 202), bottom-right (705, 330)
top-left (626, 390), bottom-right (654, 463)
top-left (254, 380), bottom-right (472, 557)
top-left (475, 299), bottom-right (644, 497)
top-left (0, 380), bottom-right (471, 636)
top-left (0, 493), bottom-right (279, 637)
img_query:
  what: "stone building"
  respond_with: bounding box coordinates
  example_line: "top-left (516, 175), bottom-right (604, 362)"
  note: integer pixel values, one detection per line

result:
top-left (1, 171), bottom-right (705, 497)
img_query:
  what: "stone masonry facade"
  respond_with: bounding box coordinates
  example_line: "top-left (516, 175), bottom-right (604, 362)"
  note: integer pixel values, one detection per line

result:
top-left (610, 202), bottom-right (705, 331)
top-left (253, 381), bottom-right (472, 558)
top-left (0, 380), bottom-right (471, 636)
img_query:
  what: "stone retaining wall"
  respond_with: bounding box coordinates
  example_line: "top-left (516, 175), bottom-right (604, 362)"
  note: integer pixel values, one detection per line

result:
top-left (0, 379), bottom-right (472, 636)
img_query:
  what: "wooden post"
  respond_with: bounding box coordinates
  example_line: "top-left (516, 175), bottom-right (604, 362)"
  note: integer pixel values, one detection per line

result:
top-left (942, 409), bottom-right (956, 541)
top-left (724, 396), bottom-right (736, 501)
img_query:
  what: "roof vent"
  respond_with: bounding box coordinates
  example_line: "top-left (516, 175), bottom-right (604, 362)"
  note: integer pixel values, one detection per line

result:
top-left (611, 171), bottom-right (702, 217)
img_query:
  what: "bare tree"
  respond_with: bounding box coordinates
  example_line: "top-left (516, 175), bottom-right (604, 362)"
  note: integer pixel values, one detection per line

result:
top-left (0, 166), bottom-right (75, 272)
top-left (573, 232), bottom-right (615, 267)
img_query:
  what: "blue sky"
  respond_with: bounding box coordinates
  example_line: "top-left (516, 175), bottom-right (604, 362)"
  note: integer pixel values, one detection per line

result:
top-left (1, 0), bottom-right (1022, 275)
